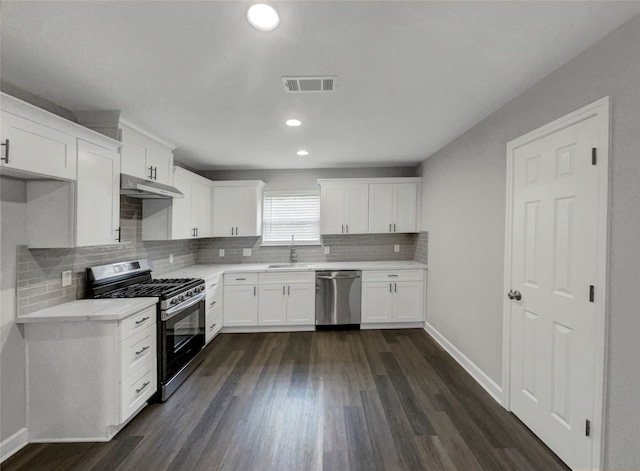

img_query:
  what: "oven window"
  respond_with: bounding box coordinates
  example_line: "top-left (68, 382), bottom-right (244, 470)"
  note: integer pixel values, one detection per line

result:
top-left (163, 298), bottom-right (205, 380)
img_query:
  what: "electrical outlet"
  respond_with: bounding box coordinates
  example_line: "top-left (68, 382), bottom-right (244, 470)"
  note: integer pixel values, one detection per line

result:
top-left (219, 249), bottom-right (225, 257)
top-left (169, 254), bottom-right (174, 264)
top-left (324, 246), bottom-right (330, 255)
top-left (243, 248), bottom-right (251, 257)
top-left (61, 270), bottom-right (72, 287)
top-left (394, 244), bottom-right (400, 253)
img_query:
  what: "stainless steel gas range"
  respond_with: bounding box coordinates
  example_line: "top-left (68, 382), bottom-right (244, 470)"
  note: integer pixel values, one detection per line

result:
top-left (86, 259), bottom-right (206, 401)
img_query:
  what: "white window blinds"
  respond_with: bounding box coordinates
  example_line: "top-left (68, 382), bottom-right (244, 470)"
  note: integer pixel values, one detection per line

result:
top-left (262, 191), bottom-right (320, 245)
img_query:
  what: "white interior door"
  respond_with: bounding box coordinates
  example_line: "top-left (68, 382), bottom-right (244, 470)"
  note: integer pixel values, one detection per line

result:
top-left (506, 102), bottom-right (607, 470)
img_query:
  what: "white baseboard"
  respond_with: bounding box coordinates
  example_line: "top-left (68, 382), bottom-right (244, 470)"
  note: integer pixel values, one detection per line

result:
top-left (424, 322), bottom-right (503, 405)
top-left (1, 427), bottom-right (28, 463)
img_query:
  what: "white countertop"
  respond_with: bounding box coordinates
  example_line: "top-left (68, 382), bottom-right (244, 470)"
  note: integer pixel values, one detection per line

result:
top-left (16, 297), bottom-right (158, 323)
top-left (160, 260), bottom-right (427, 280)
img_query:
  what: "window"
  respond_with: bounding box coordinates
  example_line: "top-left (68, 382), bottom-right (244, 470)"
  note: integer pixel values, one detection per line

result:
top-left (262, 191), bottom-right (320, 245)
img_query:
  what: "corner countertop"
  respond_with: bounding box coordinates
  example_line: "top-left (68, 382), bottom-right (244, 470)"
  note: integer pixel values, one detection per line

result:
top-left (160, 260), bottom-right (427, 281)
top-left (15, 297), bottom-right (158, 323)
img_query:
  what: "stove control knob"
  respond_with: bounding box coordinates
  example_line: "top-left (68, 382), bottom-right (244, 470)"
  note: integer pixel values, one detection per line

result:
top-left (170, 298), bottom-right (178, 305)
top-left (178, 295), bottom-right (185, 302)
top-left (187, 290), bottom-right (193, 297)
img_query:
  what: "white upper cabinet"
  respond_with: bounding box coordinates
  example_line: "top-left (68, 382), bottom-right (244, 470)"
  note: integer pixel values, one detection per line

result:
top-left (142, 167), bottom-right (212, 240)
top-left (211, 181), bottom-right (265, 237)
top-left (120, 123), bottom-right (174, 186)
top-left (27, 139), bottom-right (121, 248)
top-left (1, 93), bottom-right (77, 180)
top-left (369, 182), bottom-right (419, 233)
top-left (319, 182), bottom-right (369, 234)
top-left (318, 178), bottom-right (421, 235)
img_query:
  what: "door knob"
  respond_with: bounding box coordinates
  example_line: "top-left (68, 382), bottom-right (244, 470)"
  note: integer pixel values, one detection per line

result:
top-left (507, 290), bottom-right (522, 301)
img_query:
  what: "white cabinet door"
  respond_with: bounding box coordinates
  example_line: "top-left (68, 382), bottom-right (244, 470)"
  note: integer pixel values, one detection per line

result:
top-left (233, 186), bottom-right (258, 236)
top-left (321, 185), bottom-right (346, 234)
top-left (170, 171), bottom-right (192, 240)
top-left (393, 183), bottom-right (417, 233)
top-left (148, 140), bottom-right (174, 186)
top-left (190, 179), bottom-right (211, 238)
top-left (368, 183), bottom-right (394, 233)
top-left (212, 186), bottom-right (233, 237)
top-left (393, 281), bottom-right (424, 322)
top-left (120, 125), bottom-right (174, 184)
top-left (286, 284), bottom-right (315, 325)
top-left (224, 285), bottom-right (258, 326)
top-left (368, 183), bottom-right (417, 233)
top-left (0, 110), bottom-right (77, 180)
top-left (212, 184), bottom-right (262, 237)
top-left (258, 285), bottom-right (287, 325)
top-left (120, 125), bottom-right (151, 180)
top-left (76, 140), bottom-right (120, 246)
top-left (362, 282), bottom-right (393, 323)
top-left (345, 184), bottom-right (369, 234)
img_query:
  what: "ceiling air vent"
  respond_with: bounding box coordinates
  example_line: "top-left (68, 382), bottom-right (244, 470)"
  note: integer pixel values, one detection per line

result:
top-left (282, 76), bottom-right (338, 93)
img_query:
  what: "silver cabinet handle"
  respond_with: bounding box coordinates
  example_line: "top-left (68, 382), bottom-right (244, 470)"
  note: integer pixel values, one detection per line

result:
top-left (346, 224), bottom-right (349, 233)
top-left (387, 274), bottom-right (399, 277)
top-left (148, 166), bottom-right (154, 179)
top-left (135, 345), bottom-right (150, 356)
top-left (283, 286), bottom-right (285, 295)
top-left (210, 323), bottom-right (216, 330)
top-left (394, 283), bottom-right (397, 293)
top-left (1, 139), bottom-right (9, 163)
top-left (254, 286), bottom-right (256, 296)
top-left (342, 224), bottom-right (344, 234)
top-left (231, 227), bottom-right (234, 236)
top-left (288, 286), bottom-right (290, 296)
top-left (236, 226), bottom-right (239, 235)
top-left (236, 278), bottom-right (246, 281)
top-left (389, 223), bottom-right (392, 232)
top-left (209, 283), bottom-right (217, 288)
top-left (136, 381), bottom-right (150, 394)
top-left (116, 227), bottom-right (121, 242)
top-left (389, 283), bottom-right (392, 293)
top-left (135, 316), bottom-right (150, 325)
top-left (210, 300), bottom-right (216, 307)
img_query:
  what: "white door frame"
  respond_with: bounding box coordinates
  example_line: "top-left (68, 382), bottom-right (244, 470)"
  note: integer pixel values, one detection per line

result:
top-left (502, 97), bottom-right (610, 469)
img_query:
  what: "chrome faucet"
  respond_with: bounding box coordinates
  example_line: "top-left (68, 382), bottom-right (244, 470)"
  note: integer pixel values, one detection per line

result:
top-left (289, 235), bottom-right (298, 264)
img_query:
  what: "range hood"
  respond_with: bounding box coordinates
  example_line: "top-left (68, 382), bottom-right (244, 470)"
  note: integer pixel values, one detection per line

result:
top-left (120, 174), bottom-right (184, 199)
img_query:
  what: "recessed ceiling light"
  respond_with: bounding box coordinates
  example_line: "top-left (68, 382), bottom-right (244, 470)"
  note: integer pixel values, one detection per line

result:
top-left (247, 3), bottom-right (279, 31)
top-left (285, 119), bottom-right (302, 127)
top-left (297, 150), bottom-right (309, 156)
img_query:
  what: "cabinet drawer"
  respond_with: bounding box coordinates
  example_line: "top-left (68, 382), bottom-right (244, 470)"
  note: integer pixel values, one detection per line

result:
top-left (362, 270), bottom-right (424, 283)
top-left (259, 271), bottom-right (315, 285)
top-left (224, 273), bottom-right (258, 285)
top-left (120, 324), bottom-right (156, 382)
top-left (205, 308), bottom-right (223, 343)
top-left (204, 276), bottom-right (223, 294)
top-left (206, 291), bottom-right (222, 314)
top-left (119, 305), bottom-right (156, 340)
top-left (121, 361), bottom-right (157, 423)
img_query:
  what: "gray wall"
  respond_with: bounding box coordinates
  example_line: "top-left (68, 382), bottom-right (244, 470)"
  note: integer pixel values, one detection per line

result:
top-left (201, 167), bottom-right (417, 191)
top-left (418, 16), bottom-right (640, 468)
top-left (0, 177), bottom-right (27, 442)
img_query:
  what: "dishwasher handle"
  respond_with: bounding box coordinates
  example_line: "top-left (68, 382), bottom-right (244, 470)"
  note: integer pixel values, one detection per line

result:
top-left (317, 275), bottom-right (361, 280)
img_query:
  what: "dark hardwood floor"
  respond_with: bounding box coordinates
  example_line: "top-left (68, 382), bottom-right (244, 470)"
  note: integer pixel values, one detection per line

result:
top-left (4, 329), bottom-right (569, 471)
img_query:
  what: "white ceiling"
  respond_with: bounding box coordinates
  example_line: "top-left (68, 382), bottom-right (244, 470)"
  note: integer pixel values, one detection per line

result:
top-left (1, 1), bottom-right (639, 171)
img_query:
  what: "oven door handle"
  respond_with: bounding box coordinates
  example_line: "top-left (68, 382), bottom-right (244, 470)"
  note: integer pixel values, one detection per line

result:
top-left (162, 293), bottom-right (205, 321)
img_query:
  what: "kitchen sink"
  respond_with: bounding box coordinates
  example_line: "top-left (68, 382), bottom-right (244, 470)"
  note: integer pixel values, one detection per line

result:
top-left (266, 263), bottom-right (312, 269)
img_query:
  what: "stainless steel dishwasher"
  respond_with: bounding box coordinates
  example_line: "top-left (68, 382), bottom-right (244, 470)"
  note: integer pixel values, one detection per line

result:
top-left (315, 270), bottom-right (362, 326)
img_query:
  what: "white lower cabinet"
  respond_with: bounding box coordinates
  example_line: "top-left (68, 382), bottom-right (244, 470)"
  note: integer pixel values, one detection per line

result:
top-left (24, 305), bottom-right (157, 442)
top-left (258, 272), bottom-right (315, 326)
top-left (362, 270), bottom-right (425, 324)
top-left (205, 275), bottom-right (223, 343)
top-left (223, 273), bottom-right (258, 327)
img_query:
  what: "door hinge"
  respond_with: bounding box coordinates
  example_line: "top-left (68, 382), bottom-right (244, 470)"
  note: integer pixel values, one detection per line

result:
top-left (585, 419), bottom-right (591, 437)
top-left (589, 285), bottom-right (595, 302)
top-left (592, 148), bottom-right (597, 165)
